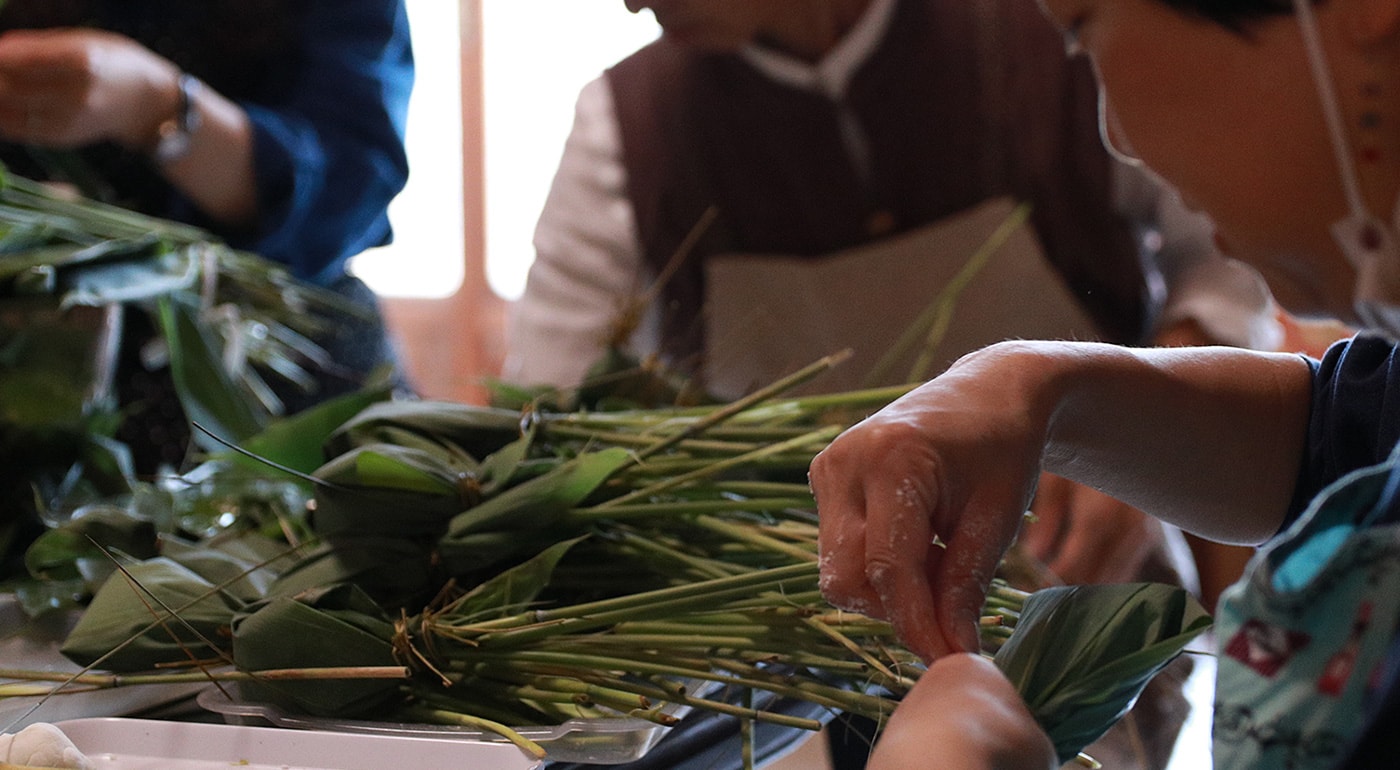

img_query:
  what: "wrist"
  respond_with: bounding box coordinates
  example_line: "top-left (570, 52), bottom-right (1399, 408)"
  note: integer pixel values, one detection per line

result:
top-left (959, 340), bottom-right (1083, 447)
top-left (150, 72), bottom-right (202, 164)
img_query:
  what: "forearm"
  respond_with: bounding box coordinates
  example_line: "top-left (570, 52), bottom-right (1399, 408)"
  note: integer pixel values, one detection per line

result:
top-left (812, 338), bottom-right (1311, 659)
top-left (1021, 341), bottom-right (1313, 543)
top-left (157, 79), bottom-right (258, 229)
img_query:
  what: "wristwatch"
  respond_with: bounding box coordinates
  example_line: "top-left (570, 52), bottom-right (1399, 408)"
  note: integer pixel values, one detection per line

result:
top-left (153, 73), bottom-right (201, 164)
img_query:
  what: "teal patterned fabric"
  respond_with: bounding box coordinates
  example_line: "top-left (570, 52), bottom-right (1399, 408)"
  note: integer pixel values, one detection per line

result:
top-left (1214, 446), bottom-right (1400, 768)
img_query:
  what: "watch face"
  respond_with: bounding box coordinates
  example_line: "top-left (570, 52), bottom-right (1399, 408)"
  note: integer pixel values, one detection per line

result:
top-left (153, 120), bottom-right (192, 164)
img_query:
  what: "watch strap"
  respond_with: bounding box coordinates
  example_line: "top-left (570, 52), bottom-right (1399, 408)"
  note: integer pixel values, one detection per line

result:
top-left (153, 73), bottom-right (201, 164)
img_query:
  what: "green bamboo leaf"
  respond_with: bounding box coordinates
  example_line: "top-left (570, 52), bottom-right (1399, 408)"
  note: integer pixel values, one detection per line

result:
top-left (266, 539), bottom-right (436, 609)
top-left (1, 239), bottom-right (162, 289)
top-left (327, 423), bottom-right (480, 468)
top-left (309, 445), bottom-right (470, 541)
top-left (61, 557), bottom-right (244, 670)
top-left (482, 376), bottom-right (563, 411)
top-left (160, 536), bottom-right (280, 602)
top-left (355, 450), bottom-right (457, 495)
top-left (310, 485), bottom-right (463, 541)
top-left (230, 386), bottom-right (391, 475)
top-left (447, 447), bottom-right (632, 538)
top-left (316, 444), bottom-right (464, 496)
top-left (232, 584), bottom-right (399, 716)
top-left (159, 295), bottom-right (267, 447)
top-left (448, 536), bottom-right (585, 622)
top-left (324, 400), bottom-right (522, 463)
top-left (58, 240), bottom-right (201, 307)
top-left (0, 221), bottom-right (63, 254)
top-left (79, 433), bottom-right (135, 487)
top-left (476, 422), bottom-right (537, 494)
top-left (437, 448), bottom-right (631, 576)
top-left (24, 505), bottom-right (158, 582)
top-left (993, 582), bottom-right (1211, 764)
top-left (198, 528), bottom-right (300, 569)
top-left (305, 442), bottom-right (467, 546)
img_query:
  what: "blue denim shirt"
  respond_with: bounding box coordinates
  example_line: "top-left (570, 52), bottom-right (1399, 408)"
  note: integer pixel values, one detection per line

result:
top-left (0, 0), bottom-right (413, 286)
top-left (235, 0), bottom-right (413, 285)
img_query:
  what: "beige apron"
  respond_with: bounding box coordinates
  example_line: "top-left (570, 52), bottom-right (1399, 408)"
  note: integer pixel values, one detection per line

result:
top-left (702, 197), bottom-right (1104, 398)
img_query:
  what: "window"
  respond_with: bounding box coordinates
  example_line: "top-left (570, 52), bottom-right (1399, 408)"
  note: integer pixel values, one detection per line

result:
top-left (480, 1), bottom-right (658, 300)
top-left (355, 1), bottom-right (657, 302)
top-left (353, 0), bottom-right (466, 299)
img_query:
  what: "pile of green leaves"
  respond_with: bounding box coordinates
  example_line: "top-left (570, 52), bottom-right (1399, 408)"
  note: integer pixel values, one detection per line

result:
top-left (0, 167), bottom-right (380, 584)
top-left (12, 358), bottom-right (1210, 765)
top-left (0, 171), bottom-right (1214, 764)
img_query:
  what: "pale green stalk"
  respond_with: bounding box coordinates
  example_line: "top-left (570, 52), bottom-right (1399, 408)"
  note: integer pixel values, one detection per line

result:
top-left (569, 498), bottom-right (815, 521)
top-left (691, 515), bottom-right (818, 562)
top-left (0, 666), bottom-right (408, 695)
top-left (626, 351), bottom-right (851, 463)
top-left (397, 705), bottom-right (547, 759)
top-left (594, 426), bottom-right (839, 510)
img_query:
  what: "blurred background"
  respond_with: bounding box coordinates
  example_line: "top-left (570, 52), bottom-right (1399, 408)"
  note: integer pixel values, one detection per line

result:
top-left (353, 0), bottom-right (659, 404)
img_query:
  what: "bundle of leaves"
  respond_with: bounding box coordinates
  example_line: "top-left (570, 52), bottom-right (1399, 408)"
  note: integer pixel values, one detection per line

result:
top-left (0, 167), bottom-right (384, 583)
top-left (12, 358), bottom-right (1211, 767)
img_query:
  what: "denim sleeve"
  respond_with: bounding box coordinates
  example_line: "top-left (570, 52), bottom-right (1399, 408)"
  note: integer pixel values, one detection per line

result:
top-left (1283, 333), bottom-right (1400, 529)
top-left (230, 0), bottom-right (413, 285)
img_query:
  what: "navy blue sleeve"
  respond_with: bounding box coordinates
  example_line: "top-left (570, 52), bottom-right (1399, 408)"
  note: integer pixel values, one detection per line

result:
top-left (228, 0), bottom-right (413, 285)
top-left (1284, 333), bottom-right (1400, 529)
top-left (1294, 335), bottom-right (1400, 770)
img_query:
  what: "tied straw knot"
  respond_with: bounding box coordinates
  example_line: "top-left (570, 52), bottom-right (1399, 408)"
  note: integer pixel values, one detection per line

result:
top-left (392, 611), bottom-right (452, 688)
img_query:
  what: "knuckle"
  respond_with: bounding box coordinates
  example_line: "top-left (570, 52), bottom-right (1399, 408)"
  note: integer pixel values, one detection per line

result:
top-left (865, 549), bottom-right (908, 594)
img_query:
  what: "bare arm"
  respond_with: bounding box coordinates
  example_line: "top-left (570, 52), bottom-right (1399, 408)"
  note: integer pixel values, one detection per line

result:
top-left (1039, 343), bottom-right (1310, 541)
top-left (151, 70), bottom-right (257, 229)
top-left (812, 339), bottom-right (1311, 661)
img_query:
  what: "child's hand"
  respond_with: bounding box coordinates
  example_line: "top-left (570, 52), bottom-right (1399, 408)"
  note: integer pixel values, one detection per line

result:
top-left (870, 653), bottom-right (1056, 770)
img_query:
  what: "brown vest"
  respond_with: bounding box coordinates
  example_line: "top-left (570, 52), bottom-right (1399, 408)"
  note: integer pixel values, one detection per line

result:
top-left (606, 0), bottom-right (1158, 372)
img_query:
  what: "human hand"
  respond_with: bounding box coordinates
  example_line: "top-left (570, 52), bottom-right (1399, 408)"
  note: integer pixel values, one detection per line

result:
top-left (870, 653), bottom-right (1056, 770)
top-left (1017, 471), bottom-right (1170, 585)
top-left (0, 28), bottom-right (179, 149)
top-left (811, 346), bottom-right (1049, 662)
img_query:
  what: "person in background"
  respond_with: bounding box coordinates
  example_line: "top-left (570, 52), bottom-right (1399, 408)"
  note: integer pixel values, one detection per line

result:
top-left (811, 0), bottom-right (1400, 767)
top-left (0, 0), bottom-right (414, 470)
top-left (503, 1), bottom-right (1285, 767)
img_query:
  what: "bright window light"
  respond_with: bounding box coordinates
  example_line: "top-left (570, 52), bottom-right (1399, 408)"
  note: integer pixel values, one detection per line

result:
top-left (481, 1), bottom-right (659, 300)
top-left (354, 0), bottom-right (466, 299)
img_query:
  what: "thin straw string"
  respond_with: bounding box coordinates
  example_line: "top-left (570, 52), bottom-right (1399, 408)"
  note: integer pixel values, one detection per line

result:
top-left (1292, 0), bottom-right (1371, 220)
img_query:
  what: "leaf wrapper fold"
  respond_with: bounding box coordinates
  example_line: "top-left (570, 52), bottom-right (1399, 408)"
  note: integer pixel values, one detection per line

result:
top-left (61, 557), bottom-right (244, 670)
top-left (231, 584), bottom-right (399, 716)
top-left (993, 582), bottom-right (1212, 764)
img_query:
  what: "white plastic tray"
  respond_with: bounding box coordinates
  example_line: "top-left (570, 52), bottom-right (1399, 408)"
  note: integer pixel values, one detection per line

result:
top-left (199, 682), bottom-right (680, 765)
top-left (55, 717), bottom-right (543, 770)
